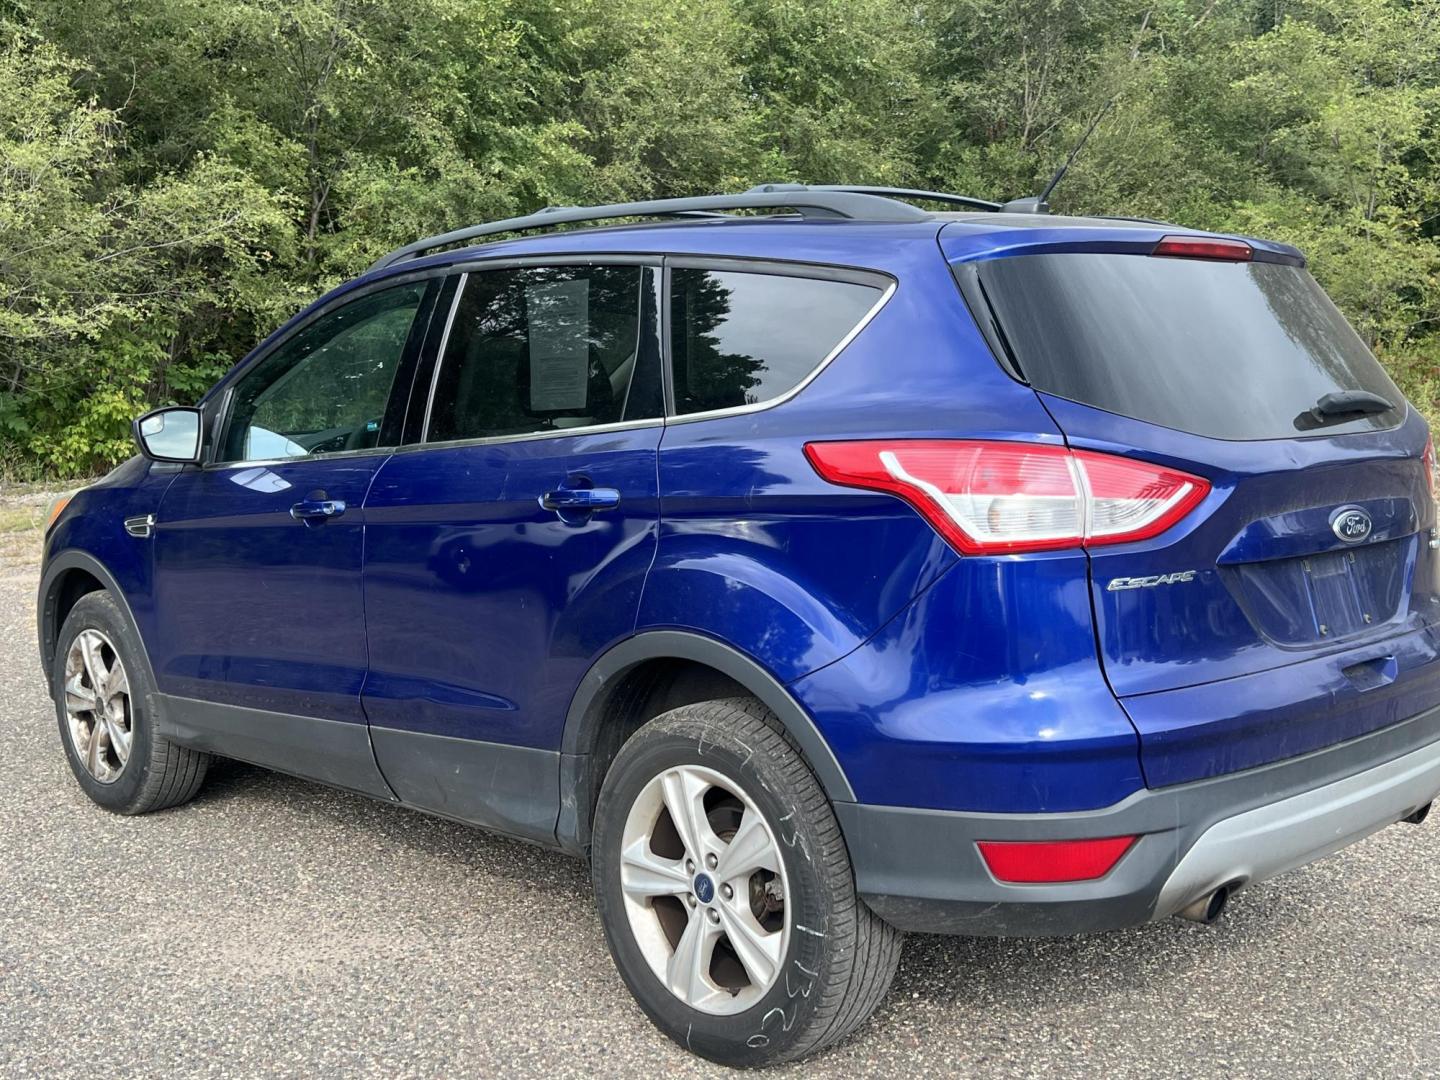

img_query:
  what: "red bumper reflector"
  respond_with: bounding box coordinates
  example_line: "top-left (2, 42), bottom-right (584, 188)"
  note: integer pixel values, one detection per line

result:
top-left (977, 836), bottom-right (1138, 883)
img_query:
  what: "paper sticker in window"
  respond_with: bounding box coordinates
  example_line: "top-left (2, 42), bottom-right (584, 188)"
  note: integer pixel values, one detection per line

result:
top-left (526, 279), bottom-right (590, 411)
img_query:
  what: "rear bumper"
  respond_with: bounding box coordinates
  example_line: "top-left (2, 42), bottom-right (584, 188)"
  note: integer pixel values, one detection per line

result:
top-left (840, 702), bottom-right (1440, 936)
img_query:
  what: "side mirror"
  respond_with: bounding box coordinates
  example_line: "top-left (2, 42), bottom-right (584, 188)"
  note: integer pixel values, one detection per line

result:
top-left (133, 406), bottom-right (203, 464)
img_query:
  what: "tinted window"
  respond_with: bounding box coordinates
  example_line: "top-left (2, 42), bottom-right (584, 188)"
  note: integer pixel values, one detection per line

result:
top-left (669, 269), bottom-right (882, 415)
top-left (220, 283), bottom-right (426, 463)
top-left (427, 265), bottom-right (661, 442)
top-left (964, 254), bottom-right (1404, 440)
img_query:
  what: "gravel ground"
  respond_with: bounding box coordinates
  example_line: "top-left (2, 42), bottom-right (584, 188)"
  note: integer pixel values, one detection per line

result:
top-left (2, 533), bottom-right (1439, 1077)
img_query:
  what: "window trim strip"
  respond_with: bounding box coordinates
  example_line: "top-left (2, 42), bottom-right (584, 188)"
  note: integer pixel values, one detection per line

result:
top-left (419, 273), bottom-right (469, 442)
top-left (390, 415), bottom-right (668, 458)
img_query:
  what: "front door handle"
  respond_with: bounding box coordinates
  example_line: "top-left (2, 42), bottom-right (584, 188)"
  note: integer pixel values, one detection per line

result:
top-left (539, 488), bottom-right (621, 514)
top-left (290, 498), bottom-right (347, 523)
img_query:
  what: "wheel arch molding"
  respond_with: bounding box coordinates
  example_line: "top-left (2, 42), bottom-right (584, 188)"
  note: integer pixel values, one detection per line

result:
top-left (37, 550), bottom-right (155, 689)
top-left (555, 630), bottom-right (855, 855)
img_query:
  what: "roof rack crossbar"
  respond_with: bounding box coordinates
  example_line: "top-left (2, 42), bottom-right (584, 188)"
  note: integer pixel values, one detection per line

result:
top-left (368, 190), bottom-right (930, 272)
top-left (748, 183), bottom-right (1002, 213)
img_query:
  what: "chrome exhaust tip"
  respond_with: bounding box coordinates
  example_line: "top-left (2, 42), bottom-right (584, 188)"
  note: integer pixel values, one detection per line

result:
top-left (1176, 886), bottom-right (1231, 925)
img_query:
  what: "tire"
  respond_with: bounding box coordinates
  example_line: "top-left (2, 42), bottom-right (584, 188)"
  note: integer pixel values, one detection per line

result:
top-left (51, 591), bottom-right (210, 814)
top-left (591, 697), bottom-right (901, 1066)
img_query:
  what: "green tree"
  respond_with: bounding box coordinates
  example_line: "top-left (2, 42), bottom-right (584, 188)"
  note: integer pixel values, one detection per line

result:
top-left (1, 0), bottom-right (1436, 478)
top-left (0, 29), bottom-right (288, 475)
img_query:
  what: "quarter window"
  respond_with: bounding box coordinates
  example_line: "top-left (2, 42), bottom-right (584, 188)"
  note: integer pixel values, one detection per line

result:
top-left (668, 268), bottom-right (882, 416)
top-left (426, 264), bottom-right (662, 443)
top-left (219, 283), bottom-right (426, 463)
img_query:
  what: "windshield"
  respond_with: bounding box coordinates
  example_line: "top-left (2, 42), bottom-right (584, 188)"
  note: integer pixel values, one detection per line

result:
top-left (960, 252), bottom-right (1405, 440)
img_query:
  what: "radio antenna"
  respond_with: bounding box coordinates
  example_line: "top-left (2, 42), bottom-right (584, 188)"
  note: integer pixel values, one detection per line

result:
top-left (1000, 97), bottom-right (1117, 214)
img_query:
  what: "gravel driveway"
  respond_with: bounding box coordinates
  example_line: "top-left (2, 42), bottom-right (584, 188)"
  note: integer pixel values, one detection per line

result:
top-left (2, 528), bottom-right (1438, 1078)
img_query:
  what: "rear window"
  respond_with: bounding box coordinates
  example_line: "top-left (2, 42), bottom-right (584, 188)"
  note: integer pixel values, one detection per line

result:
top-left (960, 253), bottom-right (1405, 440)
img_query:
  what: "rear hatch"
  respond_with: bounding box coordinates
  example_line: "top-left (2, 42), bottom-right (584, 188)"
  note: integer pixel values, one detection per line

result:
top-left (945, 225), bottom-right (1440, 787)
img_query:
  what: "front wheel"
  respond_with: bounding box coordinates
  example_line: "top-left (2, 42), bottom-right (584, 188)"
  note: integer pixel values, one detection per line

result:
top-left (52, 591), bottom-right (210, 814)
top-left (591, 698), bottom-right (901, 1066)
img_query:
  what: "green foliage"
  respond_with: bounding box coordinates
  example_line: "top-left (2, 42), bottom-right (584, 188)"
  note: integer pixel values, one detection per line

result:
top-left (1, 0), bottom-right (1436, 478)
top-left (0, 20), bottom-right (291, 476)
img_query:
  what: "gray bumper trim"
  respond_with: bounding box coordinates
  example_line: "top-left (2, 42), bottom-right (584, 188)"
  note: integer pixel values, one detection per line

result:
top-left (1154, 734), bottom-right (1440, 916)
top-left (841, 702), bottom-right (1440, 937)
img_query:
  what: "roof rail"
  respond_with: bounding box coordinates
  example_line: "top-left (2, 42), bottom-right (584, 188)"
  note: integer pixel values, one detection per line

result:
top-left (368, 189), bottom-right (931, 272)
top-left (749, 183), bottom-right (1002, 213)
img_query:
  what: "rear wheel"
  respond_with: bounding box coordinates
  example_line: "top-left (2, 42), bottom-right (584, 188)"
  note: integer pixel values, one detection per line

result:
top-left (52, 591), bottom-right (209, 814)
top-left (591, 698), bottom-right (901, 1066)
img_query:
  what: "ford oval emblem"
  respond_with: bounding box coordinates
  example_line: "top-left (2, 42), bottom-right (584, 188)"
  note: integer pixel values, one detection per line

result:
top-left (1331, 507), bottom-right (1373, 544)
top-left (693, 873), bottom-right (715, 904)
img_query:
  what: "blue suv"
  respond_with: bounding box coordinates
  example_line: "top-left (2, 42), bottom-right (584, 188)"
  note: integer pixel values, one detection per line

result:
top-left (38, 185), bottom-right (1440, 1065)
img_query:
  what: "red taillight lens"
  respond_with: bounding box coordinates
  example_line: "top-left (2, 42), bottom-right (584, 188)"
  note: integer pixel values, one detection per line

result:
top-left (804, 440), bottom-right (1210, 554)
top-left (977, 836), bottom-right (1138, 884)
top-left (1152, 235), bottom-right (1253, 261)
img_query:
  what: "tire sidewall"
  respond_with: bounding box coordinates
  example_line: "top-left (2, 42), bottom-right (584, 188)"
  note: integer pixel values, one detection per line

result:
top-left (52, 592), bottom-right (159, 813)
top-left (592, 709), bottom-right (843, 1065)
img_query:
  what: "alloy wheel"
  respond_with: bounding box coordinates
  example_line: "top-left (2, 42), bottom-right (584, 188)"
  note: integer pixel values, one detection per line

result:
top-left (63, 629), bottom-right (132, 784)
top-left (618, 764), bottom-right (790, 1015)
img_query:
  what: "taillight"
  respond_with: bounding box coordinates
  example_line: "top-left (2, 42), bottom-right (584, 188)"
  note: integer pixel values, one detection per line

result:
top-left (977, 837), bottom-right (1138, 884)
top-left (804, 440), bottom-right (1210, 554)
top-left (1152, 235), bottom-right (1252, 261)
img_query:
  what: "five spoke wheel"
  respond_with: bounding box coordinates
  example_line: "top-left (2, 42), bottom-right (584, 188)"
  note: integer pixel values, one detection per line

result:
top-left (62, 628), bottom-right (132, 784)
top-left (619, 764), bottom-right (790, 1014)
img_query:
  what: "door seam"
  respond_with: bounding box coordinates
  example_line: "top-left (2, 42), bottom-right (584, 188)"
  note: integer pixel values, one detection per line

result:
top-left (357, 451), bottom-right (401, 800)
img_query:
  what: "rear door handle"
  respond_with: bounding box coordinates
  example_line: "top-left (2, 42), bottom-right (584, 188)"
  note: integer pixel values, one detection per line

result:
top-left (290, 498), bottom-right (347, 523)
top-left (539, 488), bottom-right (621, 513)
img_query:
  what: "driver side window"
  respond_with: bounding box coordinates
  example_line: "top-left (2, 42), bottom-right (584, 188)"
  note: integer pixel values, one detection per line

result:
top-left (219, 283), bottom-right (426, 463)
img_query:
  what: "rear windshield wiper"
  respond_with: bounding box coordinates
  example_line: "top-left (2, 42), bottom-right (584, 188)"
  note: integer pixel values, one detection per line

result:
top-left (1313, 390), bottom-right (1395, 417)
top-left (1296, 389), bottom-right (1396, 430)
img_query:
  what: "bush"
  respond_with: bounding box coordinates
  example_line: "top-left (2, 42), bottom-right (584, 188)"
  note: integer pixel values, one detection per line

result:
top-left (3, 0), bottom-right (1438, 479)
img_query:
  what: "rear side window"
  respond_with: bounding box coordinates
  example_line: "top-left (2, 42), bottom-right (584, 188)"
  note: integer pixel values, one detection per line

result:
top-left (669, 268), bottom-right (882, 415)
top-left (426, 264), bottom-right (662, 443)
top-left (962, 253), bottom-right (1405, 440)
